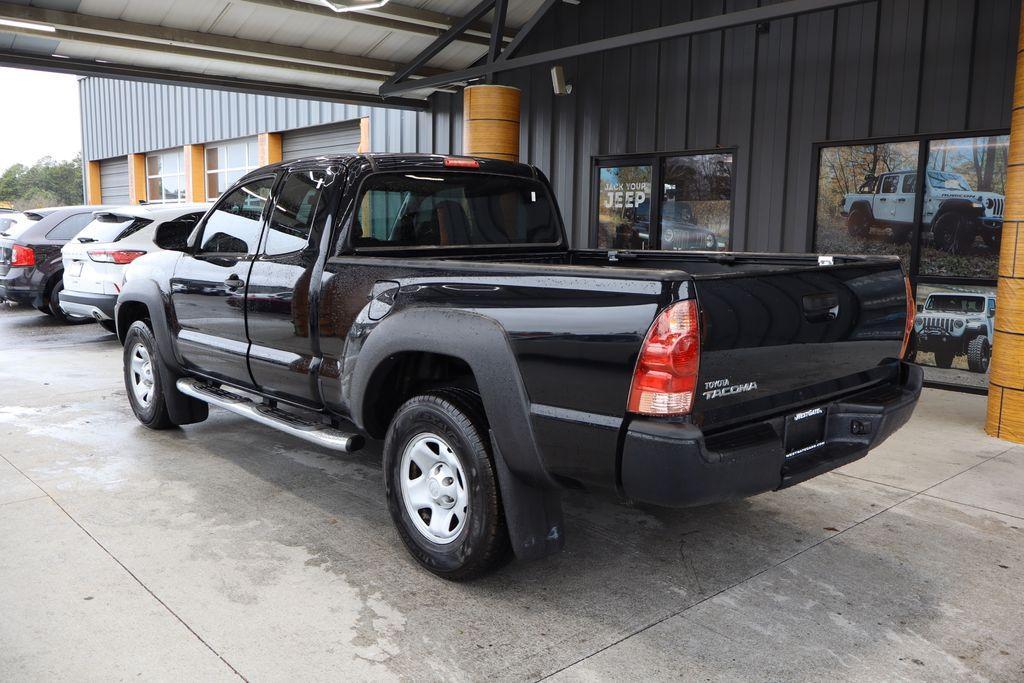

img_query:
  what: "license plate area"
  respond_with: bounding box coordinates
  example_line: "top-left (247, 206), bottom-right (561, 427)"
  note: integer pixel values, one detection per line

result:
top-left (785, 407), bottom-right (827, 459)
top-left (68, 261), bottom-right (83, 277)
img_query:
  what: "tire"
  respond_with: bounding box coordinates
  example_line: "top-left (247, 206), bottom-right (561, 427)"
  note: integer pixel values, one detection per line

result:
top-left (383, 390), bottom-right (511, 581)
top-left (847, 208), bottom-right (871, 239)
top-left (982, 231), bottom-right (1001, 251)
top-left (933, 348), bottom-right (955, 369)
top-left (932, 213), bottom-right (974, 255)
top-left (123, 320), bottom-right (175, 430)
top-left (890, 225), bottom-right (913, 244)
top-left (98, 319), bottom-right (117, 334)
top-left (49, 279), bottom-right (92, 325)
top-left (967, 336), bottom-right (991, 374)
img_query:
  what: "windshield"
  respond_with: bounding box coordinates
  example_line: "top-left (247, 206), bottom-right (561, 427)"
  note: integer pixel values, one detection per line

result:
top-left (928, 171), bottom-right (972, 192)
top-left (354, 173), bottom-right (560, 248)
top-left (925, 295), bottom-right (986, 313)
top-left (73, 215), bottom-right (153, 243)
top-left (0, 213), bottom-right (38, 239)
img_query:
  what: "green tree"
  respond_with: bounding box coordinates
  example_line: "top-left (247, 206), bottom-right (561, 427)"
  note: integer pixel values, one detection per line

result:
top-left (0, 155), bottom-right (83, 210)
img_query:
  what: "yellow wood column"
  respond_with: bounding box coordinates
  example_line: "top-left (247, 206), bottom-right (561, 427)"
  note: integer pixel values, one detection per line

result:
top-left (463, 84), bottom-right (520, 162)
top-left (258, 132), bottom-right (282, 166)
top-left (357, 117), bottom-right (371, 153)
top-left (988, 8), bottom-right (1024, 441)
top-left (183, 144), bottom-right (206, 203)
top-left (85, 160), bottom-right (102, 205)
top-left (127, 153), bottom-right (147, 204)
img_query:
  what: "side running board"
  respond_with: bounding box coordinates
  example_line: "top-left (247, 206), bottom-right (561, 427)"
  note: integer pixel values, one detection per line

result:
top-left (176, 378), bottom-right (364, 452)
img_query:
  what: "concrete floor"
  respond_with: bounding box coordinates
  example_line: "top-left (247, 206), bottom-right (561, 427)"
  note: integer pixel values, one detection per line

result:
top-left (0, 305), bottom-right (1022, 682)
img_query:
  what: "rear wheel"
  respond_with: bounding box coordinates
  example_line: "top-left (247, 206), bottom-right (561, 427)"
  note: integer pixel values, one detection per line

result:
top-left (383, 390), bottom-right (510, 580)
top-left (36, 304), bottom-right (52, 315)
top-left (123, 320), bottom-right (174, 430)
top-left (967, 336), bottom-right (991, 374)
top-left (890, 225), bottom-right (913, 244)
top-left (49, 280), bottom-right (92, 325)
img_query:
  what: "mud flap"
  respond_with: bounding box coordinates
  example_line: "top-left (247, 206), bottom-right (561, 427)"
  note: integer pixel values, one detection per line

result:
top-left (490, 432), bottom-right (565, 562)
top-left (155, 360), bottom-right (209, 426)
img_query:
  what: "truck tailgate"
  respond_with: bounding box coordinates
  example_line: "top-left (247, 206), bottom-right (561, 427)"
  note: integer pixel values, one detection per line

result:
top-left (692, 261), bottom-right (907, 429)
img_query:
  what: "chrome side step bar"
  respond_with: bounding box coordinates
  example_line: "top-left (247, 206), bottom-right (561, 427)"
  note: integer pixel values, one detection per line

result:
top-left (176, 378), bottom-right (364, 452)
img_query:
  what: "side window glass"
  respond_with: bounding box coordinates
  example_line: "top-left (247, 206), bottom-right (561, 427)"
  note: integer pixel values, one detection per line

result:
top-left (46, 213), bottom-right (94, 240)
top-left (155, 213), bottom-right (203, 251)
top-left (264, 171), bottom-right (326, 256)
top-left (880, 175), bottom-right (899, 193)
top-left (902, 174), bottom-right (917, 193)
top-left (198, 178), bottom-right (274, 254)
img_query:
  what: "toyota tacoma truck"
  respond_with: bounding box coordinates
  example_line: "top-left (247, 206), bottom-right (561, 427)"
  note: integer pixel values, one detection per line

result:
top-left (841, 170), bottom-right (1003, 253)
top-left (115, 154), bottom-right (921, 580)
top-left (913, 291), bottom-right (994, 372)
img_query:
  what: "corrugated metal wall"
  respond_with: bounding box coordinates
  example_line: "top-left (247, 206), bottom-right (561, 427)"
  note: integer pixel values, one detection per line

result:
top-left (425, 0), bottom-right (1018, 250)
top-left (98, 157), bottom-right (129, 204)
top-left (79, 78), bottom-right (464, 163)
top-left (281, 121), bottom-right (363, 161)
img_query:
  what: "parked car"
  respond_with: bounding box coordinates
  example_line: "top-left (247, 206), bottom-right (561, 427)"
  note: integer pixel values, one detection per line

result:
top-left (0, 205), bottom-right (116, 323)
top-left (841, 169), bottom-right (1003, 253)
top-left (114, 154), bottom-right (921, 580)
top-left (59, 204), bottom-right (210, 332)
top-left (622, 198), bottom-right (719, 251)
top-left (913, 291), bottom-right (994, 372)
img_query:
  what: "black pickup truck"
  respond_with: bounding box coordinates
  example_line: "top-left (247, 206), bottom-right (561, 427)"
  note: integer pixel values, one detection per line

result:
top-left (116, 154), bottom-right (921, 580)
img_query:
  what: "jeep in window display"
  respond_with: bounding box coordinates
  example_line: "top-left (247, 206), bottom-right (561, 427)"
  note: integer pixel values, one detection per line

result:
top-left (841, 170), bottom-right (1003, 254)
top-left (913, 292), bottom-right (994, 373)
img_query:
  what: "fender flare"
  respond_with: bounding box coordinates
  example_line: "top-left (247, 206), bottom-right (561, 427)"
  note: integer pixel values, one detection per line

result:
top-left (351, 307), bottom-right (556, 490)
top-left (115, 278), bottom-right (208, 426)
top-left (933, 198), bottom-right (984, 223)
top-left (849, 200), bottom-right (873, 220)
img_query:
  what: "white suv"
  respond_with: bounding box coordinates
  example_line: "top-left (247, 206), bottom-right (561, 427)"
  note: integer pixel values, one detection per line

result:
top-left (59, 204), bottom-right (210, 331)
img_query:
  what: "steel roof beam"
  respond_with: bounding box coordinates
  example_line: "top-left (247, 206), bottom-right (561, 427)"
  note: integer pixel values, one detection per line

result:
top-left (381, 0), bottom-right (870, 96)
top-left (0, 1), bottom-right (448, 78)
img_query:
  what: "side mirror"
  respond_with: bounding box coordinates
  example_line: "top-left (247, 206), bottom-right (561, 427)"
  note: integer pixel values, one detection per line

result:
top-left (916, 304), bottom-right (923, 313)
top-left (988, 308), bottom-right (995, 318)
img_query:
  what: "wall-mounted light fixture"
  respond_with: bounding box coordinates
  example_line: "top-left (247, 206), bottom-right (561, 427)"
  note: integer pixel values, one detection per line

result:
top-left (551, 65), bottom-right (573, 96)
top-left (315, 0), bottom-right (390, 12)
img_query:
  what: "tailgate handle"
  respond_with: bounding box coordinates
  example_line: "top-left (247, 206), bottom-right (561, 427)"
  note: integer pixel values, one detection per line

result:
top-left (803, 292), bottom-right (839, 323)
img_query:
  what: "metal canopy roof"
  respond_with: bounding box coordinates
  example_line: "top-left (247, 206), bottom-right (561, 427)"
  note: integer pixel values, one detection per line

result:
top-left (0, 0), bottom-right (545, 108)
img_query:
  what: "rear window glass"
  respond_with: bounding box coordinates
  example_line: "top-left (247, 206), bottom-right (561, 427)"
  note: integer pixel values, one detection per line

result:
top-left (72, 215), bottom-right (154, 244)
top-left (354, 172), bottom-right (560, 248)
top-left (0, 213), bottom-right (38, 239)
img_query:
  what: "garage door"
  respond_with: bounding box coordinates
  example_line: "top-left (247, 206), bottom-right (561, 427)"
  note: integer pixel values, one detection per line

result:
top-left (99, 157), bottom-right (129, 205)
top-left (281, 120), bottom-right (362, 161)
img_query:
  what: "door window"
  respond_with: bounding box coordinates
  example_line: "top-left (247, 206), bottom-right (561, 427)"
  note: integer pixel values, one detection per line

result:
top-left (45, 212), bottom-right (95, 240)
top-left (902, 174), bottom-right (917, 193)
top-left (197, 177), bottom-right (274, 255)
top-left (660, 153), bottom-right (732, 251)
top-left (154, 213), bottom-right (204, 251)
top-left (263, 170), bottom-right (327, 256)
top-left (880, 175), bottom-right (899, 193)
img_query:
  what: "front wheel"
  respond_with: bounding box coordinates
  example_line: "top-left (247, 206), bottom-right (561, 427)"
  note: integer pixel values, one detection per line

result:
top-left (967, 336), bottom-right (991, 374)
top-left (123, 320), bottom-right (174, 429)
top-left (383, 390), bottom-right (511, 580)
top-left (933, 348), bottom-right (955, 369)
top-left (932, 213), bottom-right (974, 255)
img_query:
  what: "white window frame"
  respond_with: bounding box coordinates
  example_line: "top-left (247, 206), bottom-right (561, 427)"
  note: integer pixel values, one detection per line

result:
top-left (145, 149), bottom-right (186, 204)
top-left (204, 137), bottom-right (260, 199)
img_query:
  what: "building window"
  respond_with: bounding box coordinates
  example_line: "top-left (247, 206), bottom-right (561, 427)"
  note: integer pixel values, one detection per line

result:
top-left (205, 138), bottom-right (259, 199)
top-left (813, 132), bottom-right (1009, 392)
top-left (594, 151), bottom-right (734, 251)
top-left (146, 149), bottom-right (186, 204)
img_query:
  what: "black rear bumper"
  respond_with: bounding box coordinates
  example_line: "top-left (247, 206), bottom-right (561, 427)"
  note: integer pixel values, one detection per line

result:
top-left (620, 363), bottom-right (923, 507)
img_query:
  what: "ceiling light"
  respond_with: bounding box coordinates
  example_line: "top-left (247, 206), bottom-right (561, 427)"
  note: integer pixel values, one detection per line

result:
top-left (0, 18), bottom-right (57, 32)
top-left (315, 0), bottom-right (390, 13)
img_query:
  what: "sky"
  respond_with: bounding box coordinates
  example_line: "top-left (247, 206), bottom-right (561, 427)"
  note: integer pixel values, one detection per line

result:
top-left (0, 67), bottom-right (81, 172)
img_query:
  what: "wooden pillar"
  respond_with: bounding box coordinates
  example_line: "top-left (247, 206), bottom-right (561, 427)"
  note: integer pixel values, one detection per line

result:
top-left (183, 144), bottom-right (206, 203)
top-left (258, 132), bottom-right (282, 166)
top-left (988, 8), bottom-right (1024, 441)
top-left (357, 117), bottom-right (371, 153)
top-left (127, 153), bottom-right (147, 204)
top-left (463, 84), bottom-right (520, 162)
top-left (85, 160), bottom-right (102, 205)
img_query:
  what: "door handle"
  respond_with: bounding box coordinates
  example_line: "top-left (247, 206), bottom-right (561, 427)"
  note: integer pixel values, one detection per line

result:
top-left (897, 198), bottom-right (908, 202)
top-left (224, 275), bottom-right (245, 290)
top-left (878, 198), bottom-right (887, 202)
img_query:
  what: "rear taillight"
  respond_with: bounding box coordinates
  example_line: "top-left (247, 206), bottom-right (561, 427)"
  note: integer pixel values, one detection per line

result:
top-left (628, 299), bottom-right (701, 416)
top-left (11, 244), bottom-right (34, 267)
top-left (87, 249), bottom-right (147, 265)
top-left (900, 275), bottom-right (915, 360)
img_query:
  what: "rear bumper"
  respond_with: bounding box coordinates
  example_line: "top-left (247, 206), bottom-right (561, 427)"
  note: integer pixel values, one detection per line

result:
top-left (620, 363), bottom-right (923, 507)
top-left (0, 270), bottom-right (45, 307)
top-left (58, 289), bottom-right (116, 320)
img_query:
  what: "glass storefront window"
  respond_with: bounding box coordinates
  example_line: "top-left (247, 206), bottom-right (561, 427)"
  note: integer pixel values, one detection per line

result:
top-left (596, 164), bottom-right (653, 250)
top-left (145, 149), bottom-right (185, 204)
top-left (660, 153), bottom-right (732, 251)
top-left (912, 283), bottom-right (996, 389)
top-left (917, 135), bottom-right (1007, 279)
top-left (205, 138), bottom-right (260, 199)
top-left (814, 141), bottom-right (920, 272)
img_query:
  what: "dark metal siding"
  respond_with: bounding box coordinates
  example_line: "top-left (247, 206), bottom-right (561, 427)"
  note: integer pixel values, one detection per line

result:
top-left (427, 0), bottom-right (1019, 250)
